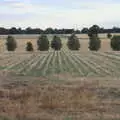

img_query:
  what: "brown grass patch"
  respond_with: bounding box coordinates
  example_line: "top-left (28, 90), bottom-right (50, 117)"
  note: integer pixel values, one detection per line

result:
top-left (0, 81), bottom-right (102, 120)
top-left (0, 79), bottom-right (119, 120)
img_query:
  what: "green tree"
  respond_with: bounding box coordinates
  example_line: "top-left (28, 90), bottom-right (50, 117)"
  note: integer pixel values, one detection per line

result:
top-left (107, 33), bottom-right (112, 39)
top-left (88, 25), bottom-right (101, 51)
top-left (44, 28), bottom-right (54, 34)
top-left (81, 27), bottom-right (89, 34)
top-left (51, 36), bottom-right (62, 50)
top-left (88, 25), bottom-right (100, 37)
top-left (89, 35), bottom-right (101, 51)
top-left (67, 33), bottom-right (80, 50)
top-left (37, 35), bottom-right (49, 51)
top-left (111, 35), bottom-right (120, 51)
top-left (6, 35), bottom-right (17, 51)
top-left (26, 42), bottom-right (34, 51)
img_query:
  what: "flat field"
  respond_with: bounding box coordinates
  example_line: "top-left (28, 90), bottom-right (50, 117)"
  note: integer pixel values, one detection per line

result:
top-left (0, 34), bottom-right (120, 120)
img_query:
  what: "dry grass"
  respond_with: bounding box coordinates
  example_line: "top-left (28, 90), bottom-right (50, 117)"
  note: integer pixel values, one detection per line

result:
top-left (0, 81), bottom-right (99, 120)
top-left (0, 79), bottom-right (119, 120)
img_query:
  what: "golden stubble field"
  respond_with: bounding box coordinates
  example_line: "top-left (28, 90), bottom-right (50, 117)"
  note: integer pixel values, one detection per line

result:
top-left (0, 74), bottom-right (120, 120)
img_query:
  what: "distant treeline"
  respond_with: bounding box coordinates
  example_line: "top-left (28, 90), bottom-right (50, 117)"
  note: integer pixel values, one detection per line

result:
top-left (0, 26), bottom-right (120, 35)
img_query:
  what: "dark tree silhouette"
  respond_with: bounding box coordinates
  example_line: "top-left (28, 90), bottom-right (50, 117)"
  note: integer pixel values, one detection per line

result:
top-left (51, 36), bottom-right (62, 50)
top-left (67, 33), bottom-right (80, 50)
top-left (88, 25), bottom-right (101, 51)
top-left (111, 35), bottom-right (120, 51)
top-left (37, 35), bottom-right (49, 51)
top-left (88, 25), bottom-right (100, 37)
top-left (6, 35), bottom-right (17, 51)
top-left (26, 42), bottom-right (34, 51)
top-left (89, 35), bottom-right (101, 51)
top-left (107, 33), bottom-right (112, 39)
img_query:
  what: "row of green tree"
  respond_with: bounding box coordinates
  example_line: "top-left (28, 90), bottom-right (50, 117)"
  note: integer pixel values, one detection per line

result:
top-left (6, 34), bottom-right (120, 52)
top-left (6, 35), bottom-right (63, 51)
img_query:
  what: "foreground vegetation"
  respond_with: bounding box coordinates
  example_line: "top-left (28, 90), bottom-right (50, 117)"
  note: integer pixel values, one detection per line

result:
top-left (0, 75), bottom-right (120, 120)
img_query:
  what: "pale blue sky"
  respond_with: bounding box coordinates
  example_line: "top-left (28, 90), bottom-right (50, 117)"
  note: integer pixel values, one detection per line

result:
top-left (0, 0), bottom-right (120, 29)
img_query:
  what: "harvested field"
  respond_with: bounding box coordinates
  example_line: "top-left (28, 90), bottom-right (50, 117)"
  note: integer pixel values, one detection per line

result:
top-left (0, 75), bottom-right (120, 120)
top-left (0, 34), bottom-right (120, 120)
top-left (0, 51), bottom-right (120, 77)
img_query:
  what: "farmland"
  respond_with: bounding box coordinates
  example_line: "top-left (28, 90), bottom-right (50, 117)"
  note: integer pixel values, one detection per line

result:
top-left (0, 34), bottom-right (120, 120)
top-left (0, 51), bottom-right (120, 78)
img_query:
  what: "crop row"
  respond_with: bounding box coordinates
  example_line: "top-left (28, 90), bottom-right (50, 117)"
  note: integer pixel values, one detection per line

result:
top-left (0, 51), bottom-right (120, 77)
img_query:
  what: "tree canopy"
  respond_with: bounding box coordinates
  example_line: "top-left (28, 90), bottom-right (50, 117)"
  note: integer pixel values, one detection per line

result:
top-left (67, 33), bottom-right (80, 50)
top-left (37, 35), bottom-right (49, 51)
top-left (51, 36), bottom-right (62, 50)
top-left (6, 35), bottom-right (17, 51)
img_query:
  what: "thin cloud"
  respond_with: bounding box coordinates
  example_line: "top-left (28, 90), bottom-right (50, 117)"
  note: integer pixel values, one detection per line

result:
top-left (0, 0), bottom-right (120, 28)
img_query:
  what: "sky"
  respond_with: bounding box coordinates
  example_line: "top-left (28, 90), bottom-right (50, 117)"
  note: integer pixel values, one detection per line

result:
top-left (0, 0), bottom-right (120, 29)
